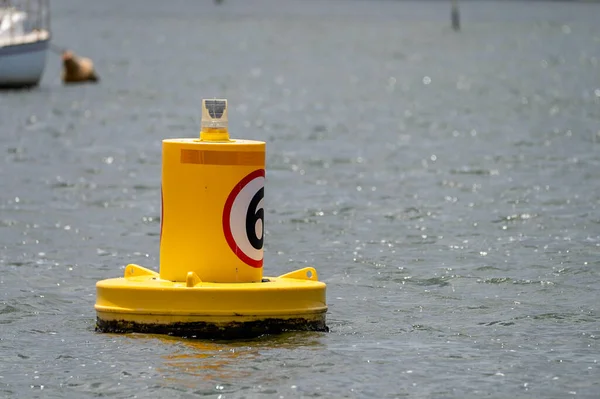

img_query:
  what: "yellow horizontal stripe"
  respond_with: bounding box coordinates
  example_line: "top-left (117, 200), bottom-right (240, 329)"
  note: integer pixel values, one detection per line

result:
top-left (180, 149), bottom-right (264, 166)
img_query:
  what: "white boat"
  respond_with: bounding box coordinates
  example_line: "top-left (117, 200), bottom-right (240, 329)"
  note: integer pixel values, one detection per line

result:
top-left (0, 0), bottom-right (50, 88)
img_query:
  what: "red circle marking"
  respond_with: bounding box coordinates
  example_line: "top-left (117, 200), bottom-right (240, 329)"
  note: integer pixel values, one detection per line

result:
top-left (222, 169), bottom-right (265, 268)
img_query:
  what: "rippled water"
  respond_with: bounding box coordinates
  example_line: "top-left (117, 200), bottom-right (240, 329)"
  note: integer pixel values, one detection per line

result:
top-left (1, 0), bottom-right (600, 397)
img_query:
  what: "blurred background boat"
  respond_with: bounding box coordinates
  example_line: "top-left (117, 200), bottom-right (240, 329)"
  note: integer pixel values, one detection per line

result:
top-left (0, 0), bottom-right (50, 88)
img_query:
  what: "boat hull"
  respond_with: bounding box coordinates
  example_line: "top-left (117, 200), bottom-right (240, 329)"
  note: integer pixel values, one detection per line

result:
top-left (0, 39), bottom-right (48, 88)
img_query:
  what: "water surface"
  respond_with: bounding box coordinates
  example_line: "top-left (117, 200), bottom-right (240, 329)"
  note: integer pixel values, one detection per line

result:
top-left (1, 0), bottom-right (599, 397)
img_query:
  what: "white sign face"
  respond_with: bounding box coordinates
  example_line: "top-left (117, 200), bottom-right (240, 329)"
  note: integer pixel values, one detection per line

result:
top-left (222, 169), bottom-right (265, 267)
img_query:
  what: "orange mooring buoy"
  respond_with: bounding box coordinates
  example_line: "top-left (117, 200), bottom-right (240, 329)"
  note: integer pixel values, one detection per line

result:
top-left (61, 50), bottom-right (99, 84)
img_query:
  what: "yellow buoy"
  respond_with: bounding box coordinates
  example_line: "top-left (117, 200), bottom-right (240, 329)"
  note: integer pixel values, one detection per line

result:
top-left (95, 99), bottom-right (328, 338)
top-left (160, 101), bottom-right (265, 283)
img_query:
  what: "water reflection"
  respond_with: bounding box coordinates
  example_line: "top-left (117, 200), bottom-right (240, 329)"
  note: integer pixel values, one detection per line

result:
top-left (158, 338), bottom-right (257, 387)
top-left (126, 332), bottom-right (326, 389)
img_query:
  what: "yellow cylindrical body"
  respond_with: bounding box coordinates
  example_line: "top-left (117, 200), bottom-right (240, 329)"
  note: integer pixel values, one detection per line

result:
top-left (160, 138), bottom-right (266, 283)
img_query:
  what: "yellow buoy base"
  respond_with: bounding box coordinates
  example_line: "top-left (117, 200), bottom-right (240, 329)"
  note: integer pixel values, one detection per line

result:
top-left (95, 264), bottom-right (328, 338)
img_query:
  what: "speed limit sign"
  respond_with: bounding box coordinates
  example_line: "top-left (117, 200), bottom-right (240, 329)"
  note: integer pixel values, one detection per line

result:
top-left (222, 169), bottom-right (265, 268)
